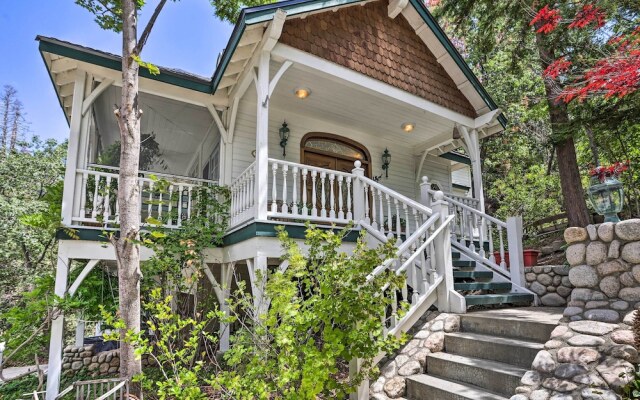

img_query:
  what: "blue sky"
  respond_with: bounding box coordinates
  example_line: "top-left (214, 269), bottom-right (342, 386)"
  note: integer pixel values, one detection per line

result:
top-left (0, 1), bottom-right (234, 142)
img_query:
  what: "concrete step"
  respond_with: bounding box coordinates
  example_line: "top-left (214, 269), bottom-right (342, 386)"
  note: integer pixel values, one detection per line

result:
top-left (425, 352), bottom-right (527, 396)
top-left (464, 293), bottom-right (533, 306)
top-left (445, 331), bottom-right (544, 368)
top-left (460, 310), bottom-right (558, 342)
top-left (453, 270), bottom-right (493, 279)
top-left (454, 282), bottom-right (512, 291)
top-left (406, 374), bottom-right (509, 400)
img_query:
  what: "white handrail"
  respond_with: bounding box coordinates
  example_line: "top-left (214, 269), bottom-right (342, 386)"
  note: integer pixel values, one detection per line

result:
top-left (87, 163), bottom-right (218, 185)
top-left (360, 175), bottom-right (432, 217)
top-left (95, 380), bottom-right (127, 400)
top-left (426, 187), bottom-right (504, 227)
top-left (398, 215), bottom-right (454, 274)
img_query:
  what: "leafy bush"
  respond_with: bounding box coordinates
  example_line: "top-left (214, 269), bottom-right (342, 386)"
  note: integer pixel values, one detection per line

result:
top-left (210, 225), bottom-right (406, 399)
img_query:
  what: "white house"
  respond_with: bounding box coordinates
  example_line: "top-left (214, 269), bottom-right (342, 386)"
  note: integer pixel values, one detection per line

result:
top-left (37, 0), bottom-right (535, 398)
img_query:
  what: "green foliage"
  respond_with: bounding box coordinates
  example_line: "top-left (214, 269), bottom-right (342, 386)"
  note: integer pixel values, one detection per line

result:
top-left (74, 0), bottom-right (143, 32)
top-left (210, 225), bottom-right (406, 399)
top-left (98, 132), bottom-right (166, 172)
top-left (209, 0), bottom-right (276, 23)
top-left (140, 181), bottom-right (230, 294)
top-left (102, 289), bottom-right (222, 400)
top-left (0, 368), bottom-right (97, 400)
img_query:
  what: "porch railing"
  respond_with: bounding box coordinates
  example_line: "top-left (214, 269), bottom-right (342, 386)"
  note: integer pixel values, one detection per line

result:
top-left (422, 179), bottom-right (532, 295)
top-left (71, 165), bottom-right (217, 229)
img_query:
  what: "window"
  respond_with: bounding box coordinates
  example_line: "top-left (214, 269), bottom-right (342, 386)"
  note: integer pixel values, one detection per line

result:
top-left (202, 142), bottom-right (220, 181)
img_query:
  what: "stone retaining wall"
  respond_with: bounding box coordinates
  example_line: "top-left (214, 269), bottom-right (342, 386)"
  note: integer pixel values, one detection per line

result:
top-left (563, 219), bottom-right (640, 322)
top-left (511, 219), bottom-right (640, 399)
top-left (369, 311), bottom-right (461, 399)
top-left (525, 265), bottom-right (572, 307)
top-left (62, 345), bottom-right (154, 377)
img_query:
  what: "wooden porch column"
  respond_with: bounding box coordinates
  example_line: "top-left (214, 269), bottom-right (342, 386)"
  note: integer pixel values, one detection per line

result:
top-left (45, 244), bottom-right (71, 400)
top-left (61, 70), bottom-right (87, 226)
top-left (254, 51), bottom-right (270, 221)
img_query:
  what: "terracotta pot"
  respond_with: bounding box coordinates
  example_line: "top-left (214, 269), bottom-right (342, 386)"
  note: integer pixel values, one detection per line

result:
top-left (523, 249), bottom-right (541, 267)
top-left (493, 252), bottom-right (510, 268)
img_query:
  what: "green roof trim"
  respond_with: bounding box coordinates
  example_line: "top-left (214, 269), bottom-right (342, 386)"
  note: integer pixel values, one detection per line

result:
top-left (56, 222), bottom-right (362, 246)
top-left (38, 37), bottom-right (214, 94)
top-left (439, 151), bottom-right (471, 165)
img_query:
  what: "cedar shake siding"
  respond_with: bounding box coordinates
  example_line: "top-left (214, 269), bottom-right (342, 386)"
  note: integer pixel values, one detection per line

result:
top-left (279, 0), bottom-right (478, 118)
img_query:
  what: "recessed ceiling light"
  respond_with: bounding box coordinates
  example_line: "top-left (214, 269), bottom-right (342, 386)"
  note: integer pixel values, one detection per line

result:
top-left (294, 88), bottom-right (311, 99)
top-left (401, 122), bottom-right (415, 133)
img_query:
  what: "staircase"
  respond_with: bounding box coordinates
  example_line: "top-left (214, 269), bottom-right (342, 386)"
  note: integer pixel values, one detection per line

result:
top-left (406, 308), bottom-right (562, 400)
top-left (451, 251), bottom-right (534, 307)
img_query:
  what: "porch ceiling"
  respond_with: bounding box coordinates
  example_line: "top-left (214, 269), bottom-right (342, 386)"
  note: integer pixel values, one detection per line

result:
top-left (266, 61), bottom-right (460, 153)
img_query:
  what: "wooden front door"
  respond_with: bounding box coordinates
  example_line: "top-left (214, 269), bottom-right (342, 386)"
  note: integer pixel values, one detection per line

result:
top-left (301, 133), bottom-right (371, 218)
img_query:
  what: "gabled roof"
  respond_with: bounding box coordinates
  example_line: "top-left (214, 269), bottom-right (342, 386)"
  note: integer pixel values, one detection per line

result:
top-left (213, 0), bottom-right (505, 125)
top-left (37, 0), bottom-right (505, 126)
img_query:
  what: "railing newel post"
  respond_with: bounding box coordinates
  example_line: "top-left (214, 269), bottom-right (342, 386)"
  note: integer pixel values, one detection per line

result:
top-left (431, 191), bottom-right (454, 313)
top-left (507, 216), bottom-right (526, 289)
top-left (352, 161), bottom-right (365, 222)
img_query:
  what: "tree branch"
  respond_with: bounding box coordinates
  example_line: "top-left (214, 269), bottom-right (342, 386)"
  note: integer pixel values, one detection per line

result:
top-left (135, 0), bottom-right (169, 55)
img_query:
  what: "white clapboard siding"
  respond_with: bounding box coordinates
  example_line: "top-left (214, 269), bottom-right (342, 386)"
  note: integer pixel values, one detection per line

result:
top-left (231, 97), bottom-right (452, 201)
top-left (451, 166), bottom-right (472, 197)
top-left (416, 154), bottom-right (453, 194)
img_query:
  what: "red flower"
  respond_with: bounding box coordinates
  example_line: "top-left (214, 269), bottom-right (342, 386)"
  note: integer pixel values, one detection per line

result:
top-left (530, 5), bottom-right (561, 34)
top-left (588, 161), bottom-right (630, 183)
top-left (568, 4), bottom-right (606, 29)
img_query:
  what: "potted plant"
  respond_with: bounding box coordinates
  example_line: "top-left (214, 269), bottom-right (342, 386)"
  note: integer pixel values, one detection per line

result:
top-left (493, 250), bottom-right (540, 267)
top-left (587, 161), bottom-right (629, 223)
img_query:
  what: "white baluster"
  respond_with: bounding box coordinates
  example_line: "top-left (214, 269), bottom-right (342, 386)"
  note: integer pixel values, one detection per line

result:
top-left (346, 176), bottom-right (352, 220)
top-left (168, 185), bottom-right (174, 227)
top-left (187, 186), bottom-right (193, 220)
top-left (147, 181), bottom-right (154, 220)
top-left (281, 164), bottom-right (289, 214)
top-left (320, 171), bottom-right (327, 218)
top-left (386, 193), bottom-right (392, 234)
top-left (271, 163), bottom-right (278, 213)
top-left (488, 221), bottom-right (496, 263)
top-left (311, 170), bottom-right (318, 217)
top-left (499, 225), bottom-right (506, 269)
top-left (403, 203), bottom-right (411, 239)
top-left (329, 173), bottom-right (336, 219)
top-left (363, 183), bottom-right (370, 223)
top-left (177, 184), bottom-right (183, 227)
top-left (91, 175), bottom-right (99, 220)
top-left (337, 175), bottom-right (344, 220)
top-left (370, 186), bottom-right (378, 229)
top-left (378, 189), bottom-right (385, 235)
top-left (302, 169), bottom-right (309, 216)
top-left (394, 198), bottom-right (401, 241)
top-left (292, 166), bottom-right (299, 216)
top-left (104, 176), bottom-right (112, 223)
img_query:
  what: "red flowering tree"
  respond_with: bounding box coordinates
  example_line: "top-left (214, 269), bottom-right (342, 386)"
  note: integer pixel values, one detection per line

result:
top-left (533, 3), bottom-right (640, 102)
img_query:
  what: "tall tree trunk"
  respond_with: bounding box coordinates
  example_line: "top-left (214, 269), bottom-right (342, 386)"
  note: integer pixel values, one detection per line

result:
top-left (535, 33), bottom-right (591, 227)
top-left (584, 125), bottom-right (599, 167)
top-left (115, 0), bottom-right (143, 384)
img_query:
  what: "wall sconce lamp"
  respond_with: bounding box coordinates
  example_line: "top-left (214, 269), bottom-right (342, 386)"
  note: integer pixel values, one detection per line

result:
top-left (374, 148), bottom-right (391, 181)
top-left (279, 121), bottom-right (290, 157)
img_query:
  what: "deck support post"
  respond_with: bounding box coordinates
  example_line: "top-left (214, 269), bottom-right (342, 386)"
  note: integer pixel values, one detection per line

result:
top-left (432, 192), bottom-right (454, 313)
top-left (46, 244), bottom-right (71, 400)
top-left (254, 51), bottom-right (270, 221)
top-left (248, 256), bottom-right (269, 317)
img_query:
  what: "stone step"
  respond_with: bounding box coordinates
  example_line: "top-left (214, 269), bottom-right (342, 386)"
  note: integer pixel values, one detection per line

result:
top-left (445, 331), bottom-right (543, 368)
top-left (460, 310), bottom-right (557, 342)
top-left (453, 260), bottom-right (476, 268)
top-left (454, 282), bottom-right (512, 291)
top-left (425, 352), bottom-right (527, 396)
top-left (464, 293), bottom-right (534, 307)
top-left (453, 270), bottom-right (493, 279)
top-left (406, 374), bottom-right (510, 400)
